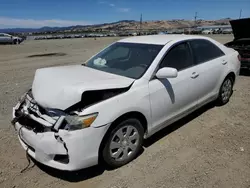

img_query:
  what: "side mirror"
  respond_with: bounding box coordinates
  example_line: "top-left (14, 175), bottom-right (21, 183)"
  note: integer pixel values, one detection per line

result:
top-left (155, 67), bottom-right (178, 79)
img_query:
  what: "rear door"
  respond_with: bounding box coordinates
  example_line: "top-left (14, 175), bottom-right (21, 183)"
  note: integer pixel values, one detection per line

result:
top-left (189, 39), bottom-right (227, 105)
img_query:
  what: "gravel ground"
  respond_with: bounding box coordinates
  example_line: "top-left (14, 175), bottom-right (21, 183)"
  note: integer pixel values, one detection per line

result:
top-left (0, 35), bottom-right (249, 188)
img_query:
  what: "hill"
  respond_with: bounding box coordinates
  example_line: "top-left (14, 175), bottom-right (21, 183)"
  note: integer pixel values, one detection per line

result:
top-left (0, 18), bottom-right (231, 33)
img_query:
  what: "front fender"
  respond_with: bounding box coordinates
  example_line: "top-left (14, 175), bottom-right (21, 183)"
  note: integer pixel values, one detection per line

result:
top-left (81, 83), bottom-right (152, 130)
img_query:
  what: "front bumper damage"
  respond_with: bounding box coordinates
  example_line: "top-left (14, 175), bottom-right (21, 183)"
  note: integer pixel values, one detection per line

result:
top-left (12, 91), bottom-right (109, 171)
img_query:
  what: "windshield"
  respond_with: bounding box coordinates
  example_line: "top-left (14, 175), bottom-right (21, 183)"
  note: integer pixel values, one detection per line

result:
top-left (84, 42), bottom-right (163, 79)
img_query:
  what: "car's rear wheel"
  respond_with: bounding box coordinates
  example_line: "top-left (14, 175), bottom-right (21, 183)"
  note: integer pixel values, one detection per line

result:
top-left (102, 118), bottom-right (144, 168)
top-left (217, 77), bottom-right (233, 105)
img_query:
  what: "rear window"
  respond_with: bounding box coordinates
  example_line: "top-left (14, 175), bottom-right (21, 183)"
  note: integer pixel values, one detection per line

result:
top-left (190, 39), bottom-right (225, 64)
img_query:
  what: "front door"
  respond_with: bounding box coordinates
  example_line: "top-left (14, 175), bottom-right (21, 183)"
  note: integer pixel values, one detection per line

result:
top-left (148, 42), bottom-right (200, 132)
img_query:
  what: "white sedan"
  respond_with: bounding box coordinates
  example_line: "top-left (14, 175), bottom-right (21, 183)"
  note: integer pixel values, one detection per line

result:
top-left (0, 33), bottom-right (23, 44)
top-left (12, 35), bottom-right (241, 171)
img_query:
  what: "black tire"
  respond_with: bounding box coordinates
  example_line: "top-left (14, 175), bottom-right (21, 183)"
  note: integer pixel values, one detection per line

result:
top-left (216, 76), bottom-right (233, 105)
top-left (13, 39), bottom-right (19, 45)
top-left (102, 118), bottom-right (144, 168)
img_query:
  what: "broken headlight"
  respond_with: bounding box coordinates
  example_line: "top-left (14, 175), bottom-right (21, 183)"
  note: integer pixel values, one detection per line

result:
top-left (64, 113), bottom-right (98, 131)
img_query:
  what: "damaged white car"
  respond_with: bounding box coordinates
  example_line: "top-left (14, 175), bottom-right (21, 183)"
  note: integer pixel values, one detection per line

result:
top-left (12, 35), bottom-right (240, 171)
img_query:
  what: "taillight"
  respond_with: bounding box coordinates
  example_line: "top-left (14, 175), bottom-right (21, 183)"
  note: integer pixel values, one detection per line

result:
top-left (237, 54), bottom-right (241, 62)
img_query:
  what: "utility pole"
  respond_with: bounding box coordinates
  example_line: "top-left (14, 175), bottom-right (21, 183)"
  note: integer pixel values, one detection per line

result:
top-left (194, 12), bottom-right (198, 27)
top-left (139, 13), bottom-right (142, 35)
top-left (239, 9), bottom-right (242, 19)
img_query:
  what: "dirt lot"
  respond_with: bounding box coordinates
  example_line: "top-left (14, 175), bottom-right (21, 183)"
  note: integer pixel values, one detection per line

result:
top-left (0, 35), bottom-right (249, 188)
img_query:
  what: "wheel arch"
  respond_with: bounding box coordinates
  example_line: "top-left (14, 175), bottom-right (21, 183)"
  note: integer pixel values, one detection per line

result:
top-left (225, 72), bottom-right (236, 85)
top-left (98, 111), bottom-right (148, 163)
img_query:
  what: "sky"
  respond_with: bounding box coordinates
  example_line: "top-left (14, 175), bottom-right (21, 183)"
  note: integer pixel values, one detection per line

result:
top-left (0, 0), bottom-right (250, 28)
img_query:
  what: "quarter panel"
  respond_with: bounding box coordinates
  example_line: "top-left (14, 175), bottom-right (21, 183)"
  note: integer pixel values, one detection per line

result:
top-left (80, 81), bottom-right (152, 130)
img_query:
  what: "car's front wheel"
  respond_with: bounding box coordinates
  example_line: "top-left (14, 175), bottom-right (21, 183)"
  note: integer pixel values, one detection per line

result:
top-left (102, 118), bottom-right (144, 168)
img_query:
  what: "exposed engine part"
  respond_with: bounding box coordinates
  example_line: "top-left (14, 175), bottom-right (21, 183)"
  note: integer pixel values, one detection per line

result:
top-left (225, 40), bottom-right (250, 58)
top-left (65, 86), bottom-right (132, 112)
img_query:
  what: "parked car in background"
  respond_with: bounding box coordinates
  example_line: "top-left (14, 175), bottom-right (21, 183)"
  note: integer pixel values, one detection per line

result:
top-left (190, 29), bottom-right (202, 34)
top-left (0, 33), bottom-right (23, 44)
top-left (222, 28), bottom-right (233, 34)
top-left (12, 35), bottom-right (240, 171)
top-left (225, 18), bottom-right (250, 69)
top-left (212, 28), bottom-right (222, 34)
top-left (202, 29), bottom-right (213, 34)
top-left (158, 31), bottom-right (167, 35)
top-left (172, 29), bottom-right (184, 34)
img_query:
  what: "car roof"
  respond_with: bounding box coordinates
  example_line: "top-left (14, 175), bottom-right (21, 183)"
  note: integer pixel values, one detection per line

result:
top-left (118, 34), bottom-right (210, 45)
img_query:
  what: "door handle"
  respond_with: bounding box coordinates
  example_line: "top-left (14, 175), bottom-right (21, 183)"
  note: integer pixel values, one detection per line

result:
top-left (222, 60), bottom-right (228, 65)
top-left (191, 72), bottom-right (199, 79)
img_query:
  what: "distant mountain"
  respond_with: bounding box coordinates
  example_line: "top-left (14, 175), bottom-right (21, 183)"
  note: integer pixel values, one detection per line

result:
top-left (0, 20), bottom-right (138, 33)
top-left (0, 19), bottom-right (231, 34)
top-left (0, 28), bottom-right (38, 33)
top-left (0, 26), bottom-right (68, 33)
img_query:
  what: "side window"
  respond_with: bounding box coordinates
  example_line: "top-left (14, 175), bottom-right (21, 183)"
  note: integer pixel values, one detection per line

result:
top-left (0, 34), bottom-right (4, 37)
top-left (159, 42), bottom-right (193, 71)
top-left (190, 39), bottom-right (225, 64)
top-left (105, 46), bottom-right (129, 60)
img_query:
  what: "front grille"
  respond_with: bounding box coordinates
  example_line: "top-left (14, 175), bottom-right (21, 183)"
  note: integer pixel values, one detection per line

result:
top-left (14, 91), bottom-right (67, 132)
top-left (15, 92), bottom-right (48, 132)
top-left (17, 115), bottom-right (45, 133)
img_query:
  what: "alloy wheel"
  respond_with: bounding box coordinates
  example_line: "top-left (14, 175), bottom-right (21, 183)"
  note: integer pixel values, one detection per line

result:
top-left (221, 79), bottom-right (232, 103)
top-left (109, 125), bottom-right (140, 162)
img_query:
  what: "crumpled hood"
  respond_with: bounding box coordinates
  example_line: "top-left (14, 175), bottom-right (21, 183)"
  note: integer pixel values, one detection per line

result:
top-left (32, 65), bottom-right (134, 110)
top-left (230, 18), bottom-right (250, 40)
